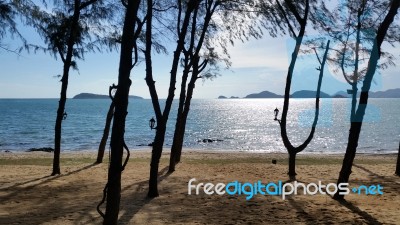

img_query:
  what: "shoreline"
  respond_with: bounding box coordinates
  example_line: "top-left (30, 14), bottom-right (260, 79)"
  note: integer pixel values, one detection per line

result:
top-left (1, 147), bottom-right (398, 156)
top-left (0, 150), bottom-right (396, 167)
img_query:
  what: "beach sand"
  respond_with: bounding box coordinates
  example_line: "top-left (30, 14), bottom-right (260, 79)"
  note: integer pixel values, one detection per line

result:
top-left (0, 150), bottom-right (399, 224)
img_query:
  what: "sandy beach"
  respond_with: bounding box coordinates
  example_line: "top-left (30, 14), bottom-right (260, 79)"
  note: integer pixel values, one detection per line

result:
top-left (0, 150), bottom-right (399, 224)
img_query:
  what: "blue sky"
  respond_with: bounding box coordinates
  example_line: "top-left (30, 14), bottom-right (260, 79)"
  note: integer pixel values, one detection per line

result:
top-left (0, 16), bottom-right (399, 99)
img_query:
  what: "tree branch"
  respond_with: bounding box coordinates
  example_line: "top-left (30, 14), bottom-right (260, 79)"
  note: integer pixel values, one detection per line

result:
top-left (57, 45), bottom-right (66, 63)
top-left (0, 45), bottom-right (23, 57)
top-left (284, 0), bottom-right (303, 23)
top-left (120, 0), bottom-right (128, 8)
top-left (276, 0), bottom-right (297, 38)
top-left (198, 59), bottom-right (209, 73)
top-left (79, 0), bottom-right (98, 10)
top-left (312, 48), bottom-right (322, 65)
top-left (153, 5), bottom-right (175, 12)
top-left (177, 0), bottom-right (182, 35)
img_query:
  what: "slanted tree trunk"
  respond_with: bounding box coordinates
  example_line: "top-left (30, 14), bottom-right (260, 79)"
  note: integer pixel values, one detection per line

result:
top-left (279, 38), bottom-right (329, 179)
top-left (170, 57), bottom-right (200, 171)
top-left (169, 53), bottom-right (193, 172)
top-left (144, 0), bottom-right (162, 198)
top-left (168, 10), bottom-right (199, 172)
top-left (174, 58), bottom-right (199, 163)
top-left (145, 0), bottom-right (197, 198)
top-left (169, 1), bottom-right (217, 172)
top-left (96, 102), bottom-right (114, 164)
top-left (103, 0), bottom-right (139, 223)
top-left (148, 123), bottom-right (166, 197)
top-left (168, 121), bottom-right (184, 172)
top-left (333, 0), bottom-right (399, 200)
top-left (345, 4), bottom-right (363, 123)
top-left (277, 0), bottom-right (321, 180)
top-left (52, 0), bottom-right (81, 176)
top-left (349, 6), bottom-right (363, 121)
top-left (396, 142), bottom-right (400, 176)
top-left (168, 58), bottom-right (189, 173)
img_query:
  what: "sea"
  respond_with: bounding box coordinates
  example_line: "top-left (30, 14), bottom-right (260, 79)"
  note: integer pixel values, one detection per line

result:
top-left (0, 98), bottom-right (399, 154)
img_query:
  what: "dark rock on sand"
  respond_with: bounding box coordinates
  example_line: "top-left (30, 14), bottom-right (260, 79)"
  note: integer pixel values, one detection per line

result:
top-left (199, 139), bottom-right (223, 143)
top-left (27, 147), bottom-right (54, 152)
top-left (137, 143), bottom-right (154, 147)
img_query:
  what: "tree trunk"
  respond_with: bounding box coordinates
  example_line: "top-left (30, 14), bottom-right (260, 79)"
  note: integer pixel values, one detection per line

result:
top-left (173, 58), bottom-right (199, 166)
top-left (169, 2), bottom-right (216, 172)
top-left (333, 0), bottom-right (399, 200)
top-left (396, 141), bottom-right (400, 176)
top-left (104, 89), bottom-right (131, 224)
top-left (145, 0), bottom-right (197, 196)
top-left (52, 0), bottom-right (81, 176)
top-left (103, 0), bottom-right (139, 223)
top-left (169, 65), bottom-right (189, 173)
top-left (173, 125), bottom-right (185, 163)
top-left (288, 152), bottom-right (297, 179)
top-left (170, 91), bottom-right (192, 168)
top-left (350, 83), bottom-right (358, 122)
top-left (53, 85), bottom-right (66, 175)
top-left (348, 7), bottom-right (362, 122)
top-left (148, 123), bottom-right (166, 198)
top-left (277, 1), bottom-right (309, 180)
top-left (333, 122), bottom-right (362, 200)
top-left (279, 31), bottom-right (330, 181)
top-left (96, 102), bottom-right (114, 164)
top-left (143, 0), bottom-right (164, 198)
top-left (168, 121), bottom-right (182, 172)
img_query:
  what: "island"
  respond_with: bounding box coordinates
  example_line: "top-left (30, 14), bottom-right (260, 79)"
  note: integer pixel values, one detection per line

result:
top-left (291, 90), bottom-right (331, 98)
top-left (218, 96), bottom-right (240, 99)
top-left (73, 93), bottom-right (144, 99)
top-left (242, 88), bottom-right (400, 99)
top-left (333, 88), bottom-right (400, 98)
top-left (369, 88), bottom-right (400, 98)
top-left (245, 91), bottom-right (283, 98)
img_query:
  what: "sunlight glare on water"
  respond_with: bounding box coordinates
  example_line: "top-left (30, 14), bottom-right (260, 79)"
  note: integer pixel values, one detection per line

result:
top-left (0, 98), bottom-right (398, 154)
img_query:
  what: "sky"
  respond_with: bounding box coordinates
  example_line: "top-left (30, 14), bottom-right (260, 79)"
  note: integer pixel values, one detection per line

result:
top-left (0, 5), bottom-right (399, 99)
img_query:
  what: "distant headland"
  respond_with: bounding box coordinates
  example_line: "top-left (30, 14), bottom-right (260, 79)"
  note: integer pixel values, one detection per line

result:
top-left (218, 88), bottom-right (400, 99)
top-left (73, 93), bottom-right (144, 99)
top-left (218, 95), bottom-right (240, 99)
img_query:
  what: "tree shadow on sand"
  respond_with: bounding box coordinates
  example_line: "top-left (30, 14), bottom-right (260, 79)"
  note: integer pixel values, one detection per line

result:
top-left (286, 197), bottom-right (317, 225)
top-left (113, 172), bottom-right (386, 224)
top-left (118, 166), bottom-right (171, 224)
top-left (115, 162), bottom-right (397, 224)
top-left (353, 164), bottom-right (400, 182)
top-left (0, 163), bottom-right (97, 202)
top-left (336, 199), bottom-right (382, 225)
top-left (0, 175), bottom-right (52, 191)
top-left (281, 179), bottom-right (378, 224)
top-left (350, 164), bottom-right (400, 196)
top-left (0, 163), bottom-right (104, 225)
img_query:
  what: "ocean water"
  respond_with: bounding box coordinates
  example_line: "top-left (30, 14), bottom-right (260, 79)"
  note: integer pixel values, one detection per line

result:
top-left (0, 98), bottom-right (398, 154)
